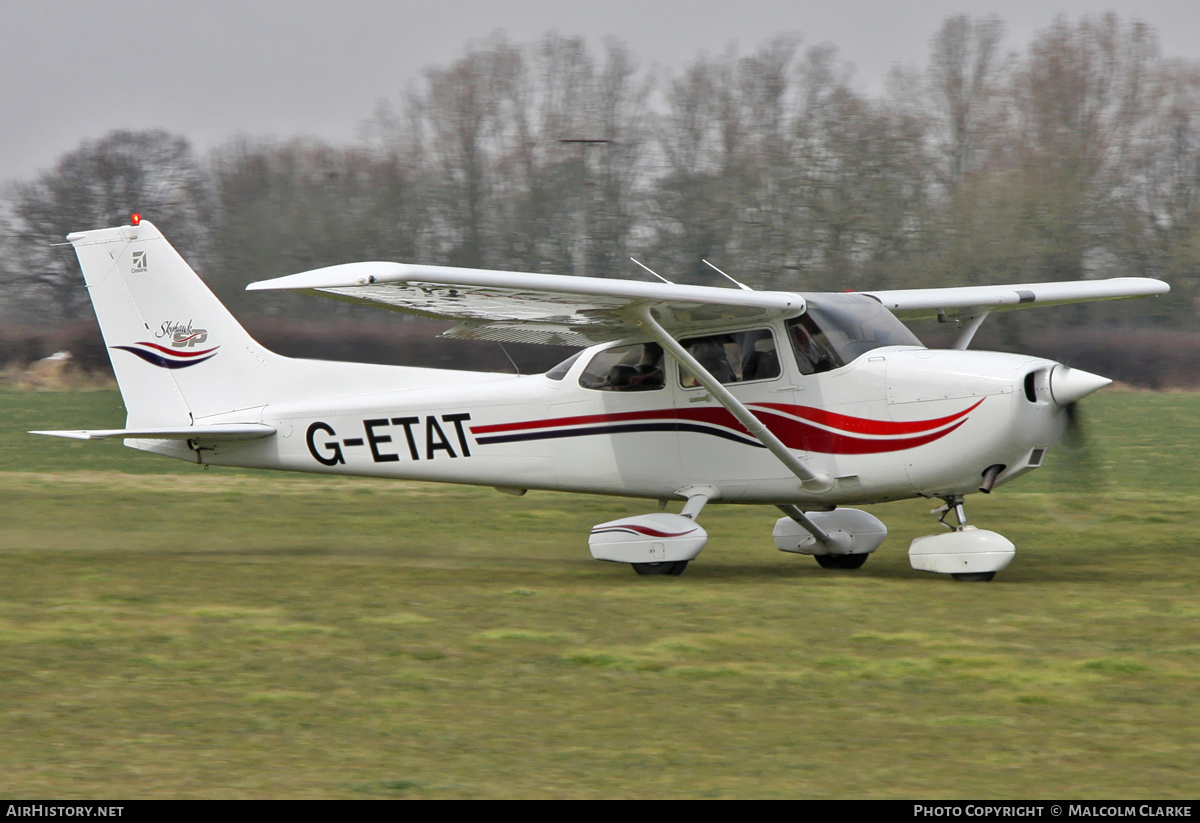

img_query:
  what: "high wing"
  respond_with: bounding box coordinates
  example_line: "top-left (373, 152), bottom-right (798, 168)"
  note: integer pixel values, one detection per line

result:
top-left (862, 277), bottom-right (1169, 321)
top-left (249, 262), bottom-right (1169, 345)
top-left (247, 262), bottom-right (804, 346)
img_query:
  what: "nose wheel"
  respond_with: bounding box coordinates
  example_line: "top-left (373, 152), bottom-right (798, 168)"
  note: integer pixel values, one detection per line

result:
top-left (951, 571), bottom-right (996, 582)
top-left (908, 495), bottom-right (1015, 581)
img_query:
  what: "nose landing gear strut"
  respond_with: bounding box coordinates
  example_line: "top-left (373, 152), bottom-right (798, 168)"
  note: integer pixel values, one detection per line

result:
top-left (934, 495), bottom-right (969, 532)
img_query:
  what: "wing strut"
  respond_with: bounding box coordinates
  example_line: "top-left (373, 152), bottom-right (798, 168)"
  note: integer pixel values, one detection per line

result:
top-left (949, 309), bottom-right (991, 350)
top-left (628, 304), bottom-right (834, 493)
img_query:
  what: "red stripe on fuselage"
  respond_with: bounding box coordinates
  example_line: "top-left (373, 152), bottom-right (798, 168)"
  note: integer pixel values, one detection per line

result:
top-left (749, 399), bottom-right (983, 434)
top-left (471, 399), bottom-right (980, 455)
top-left (472, 400), bottom-right (981, 437)
top-left (471, 408), bottom-right (672, 435)
top-left (755, 412), bottom-right (968, 454)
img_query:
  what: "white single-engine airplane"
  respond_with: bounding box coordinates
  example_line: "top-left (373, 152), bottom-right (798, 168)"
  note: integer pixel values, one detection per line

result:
top-left (35, 218), bottom-right (1168, 580)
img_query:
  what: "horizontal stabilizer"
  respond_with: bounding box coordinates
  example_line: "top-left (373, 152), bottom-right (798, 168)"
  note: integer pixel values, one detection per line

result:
top-left (30, 424), bottom-right (276, 441)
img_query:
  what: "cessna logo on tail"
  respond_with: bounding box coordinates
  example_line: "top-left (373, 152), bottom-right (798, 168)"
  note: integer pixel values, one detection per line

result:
top-left (131, 251), bottom-right (147, 273)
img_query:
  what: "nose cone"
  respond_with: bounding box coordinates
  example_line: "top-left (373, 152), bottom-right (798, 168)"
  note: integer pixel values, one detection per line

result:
top-left (1049, 365), bottom-right (1112, 406)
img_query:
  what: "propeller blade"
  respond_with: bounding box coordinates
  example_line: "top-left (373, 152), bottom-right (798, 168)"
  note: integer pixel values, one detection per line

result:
top-left (1042, 397), bottom-right (1111, 525)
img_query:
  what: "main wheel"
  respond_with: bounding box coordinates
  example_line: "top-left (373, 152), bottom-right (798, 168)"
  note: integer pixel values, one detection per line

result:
top-left (951, 571), bottom-right (996, 582)
top-left (632, 560), bottom-right (689, 576)
top-left (814, 553), bottom-right (868, 570)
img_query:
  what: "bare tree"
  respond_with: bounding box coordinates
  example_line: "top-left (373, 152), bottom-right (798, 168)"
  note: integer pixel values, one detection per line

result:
top-left (652, 38), bottom-right (808, 285)
top-left (398, 32), bottom-right (653, 277)
top-left (5, 130), bottom-right (212, 321)
top-left (409, 33), bottom-right (524, 268)
top-left (1011, 14), bottom-right (1160, 283)
top-left (6, 19), bottom-right (1197, 338)
top-left (1116, 58), bottom-right (1200, 322)
top-left (926, 15), bottom-right (1009, 190)
top-left (208, 137), bottom-right (428, 316)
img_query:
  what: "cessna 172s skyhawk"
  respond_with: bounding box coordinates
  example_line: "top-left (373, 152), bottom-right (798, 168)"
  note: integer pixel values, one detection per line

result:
top-left (34, 218), bottom-right (1168, 580)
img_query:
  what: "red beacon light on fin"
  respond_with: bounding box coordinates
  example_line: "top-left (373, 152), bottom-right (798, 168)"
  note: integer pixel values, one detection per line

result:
top-left (130, 213), bottom-right (141, 226)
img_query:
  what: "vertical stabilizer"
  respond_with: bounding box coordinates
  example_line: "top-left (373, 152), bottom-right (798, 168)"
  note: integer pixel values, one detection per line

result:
top-left (68, 220), bottom-right (273, 427)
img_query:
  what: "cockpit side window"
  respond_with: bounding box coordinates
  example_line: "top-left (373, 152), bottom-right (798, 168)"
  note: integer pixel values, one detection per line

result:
top-left (578, 343), bottom-right (665, 391)
top-left (678, 329), bottom-right (780, 388)
top-left (787, 294), bottom-right (924, 375)
top-left (788, 313), bottom-right (842, 375)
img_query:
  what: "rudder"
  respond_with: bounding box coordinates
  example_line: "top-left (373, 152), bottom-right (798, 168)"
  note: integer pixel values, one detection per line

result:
top-left (68, 219), bottom-right (273, 427)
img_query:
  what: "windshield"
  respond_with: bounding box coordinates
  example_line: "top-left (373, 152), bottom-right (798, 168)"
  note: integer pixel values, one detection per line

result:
top-left (788, 294), bottom-right (923, 374)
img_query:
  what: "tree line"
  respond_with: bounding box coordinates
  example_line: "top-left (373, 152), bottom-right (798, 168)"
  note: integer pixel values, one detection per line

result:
top-left (3, 13), bottom-right (1197, 335)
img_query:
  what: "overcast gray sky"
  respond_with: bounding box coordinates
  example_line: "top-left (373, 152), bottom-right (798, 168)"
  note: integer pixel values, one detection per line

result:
top-left (5, 0), bottom-right (1200, 184)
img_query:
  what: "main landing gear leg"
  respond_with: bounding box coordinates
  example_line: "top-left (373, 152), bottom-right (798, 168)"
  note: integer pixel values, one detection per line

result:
top-left (908, 495), bottom-right (1015, 581)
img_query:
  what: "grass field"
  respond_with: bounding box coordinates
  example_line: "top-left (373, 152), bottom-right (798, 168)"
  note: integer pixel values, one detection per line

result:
top-left (1, 389), bottom-right (1198, 798)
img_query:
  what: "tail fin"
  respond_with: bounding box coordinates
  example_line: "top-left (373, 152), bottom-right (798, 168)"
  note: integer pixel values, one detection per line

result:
top-left (68, 219), bottom-right (273, 427)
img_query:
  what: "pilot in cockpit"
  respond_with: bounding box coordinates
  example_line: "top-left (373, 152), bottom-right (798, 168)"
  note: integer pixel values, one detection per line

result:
top-left (606, 342), bottom-right (665, 391)
top-left (790, 314), bottom-right (835, 375)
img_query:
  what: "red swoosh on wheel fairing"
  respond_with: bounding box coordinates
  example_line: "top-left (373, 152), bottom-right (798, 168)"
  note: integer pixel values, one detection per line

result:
top-left (590, 524), bottom-right (700, 538)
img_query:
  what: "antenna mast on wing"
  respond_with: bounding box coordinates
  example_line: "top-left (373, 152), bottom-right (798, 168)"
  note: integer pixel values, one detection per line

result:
top-left (703, 259), bottom-right (753, 291)
top-left (629, 257), bottom-right (674, 284)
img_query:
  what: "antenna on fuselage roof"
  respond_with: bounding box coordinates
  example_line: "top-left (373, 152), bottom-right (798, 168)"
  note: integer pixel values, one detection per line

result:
top-left (629, 257), bottom-right (673, 284)
top-left (498, 343), bottom-right (521, 376)
top-left (702, 259), bottom-right (754, 291)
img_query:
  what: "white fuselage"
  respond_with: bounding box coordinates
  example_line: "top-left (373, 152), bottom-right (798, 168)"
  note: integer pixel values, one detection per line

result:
top-left (145, 332), bottom-right (1068, 508)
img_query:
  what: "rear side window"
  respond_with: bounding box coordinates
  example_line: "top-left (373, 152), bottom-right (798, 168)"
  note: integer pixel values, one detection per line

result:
top-left (678, 329), bottom-right (780, 388)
